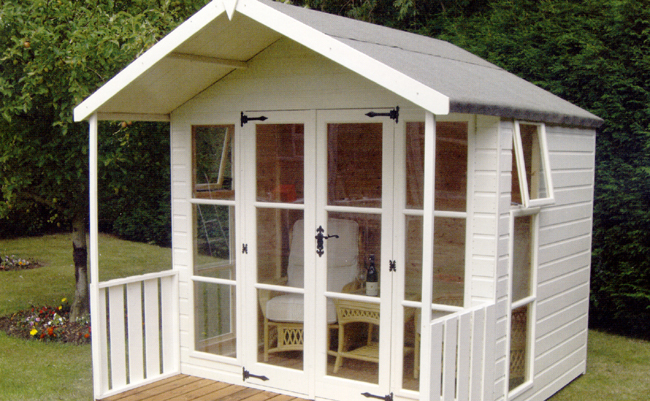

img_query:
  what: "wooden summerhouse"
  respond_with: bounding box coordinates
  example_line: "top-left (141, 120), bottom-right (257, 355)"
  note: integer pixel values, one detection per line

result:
top-left (74, 1), bottom-right (602, 400)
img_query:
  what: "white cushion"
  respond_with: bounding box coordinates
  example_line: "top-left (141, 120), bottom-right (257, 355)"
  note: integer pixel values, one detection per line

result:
top-left (266, 294), bottom-right (338, 324)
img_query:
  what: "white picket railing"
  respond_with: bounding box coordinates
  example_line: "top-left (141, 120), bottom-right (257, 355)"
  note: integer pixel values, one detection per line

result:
top-left (428, 302), bottom-right (496, 401)
top-left (92, 270), bottom-right (179, 399)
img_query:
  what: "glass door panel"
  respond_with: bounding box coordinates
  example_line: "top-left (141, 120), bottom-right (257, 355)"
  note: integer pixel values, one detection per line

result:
top-left (257, 124), bottom-right (304, 204)
top-left (324, 213), bottom-right (381, 383)
top-left (327, 123), bottom-right (382, 208)
top-left (254, 120), bottom-right (306, 370)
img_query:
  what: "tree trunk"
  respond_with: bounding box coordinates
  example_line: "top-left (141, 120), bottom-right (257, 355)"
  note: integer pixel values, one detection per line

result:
top-left (70, 212), bottom-right (89, 321)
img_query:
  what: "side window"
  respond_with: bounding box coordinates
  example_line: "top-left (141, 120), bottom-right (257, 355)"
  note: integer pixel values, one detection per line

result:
top-left (512, 122), bottom-right (554, 207)
top-left (508, 211), bottom-right (537, 393)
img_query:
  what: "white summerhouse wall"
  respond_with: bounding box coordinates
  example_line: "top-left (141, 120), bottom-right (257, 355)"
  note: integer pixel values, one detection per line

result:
top-left (518, 125), bottom-right (595, 401)
top-left (495, 121), bottom-right (595, 401)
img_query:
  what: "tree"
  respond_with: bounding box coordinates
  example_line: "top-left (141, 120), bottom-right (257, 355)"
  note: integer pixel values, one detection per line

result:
top-left (0, 0), bottom-right (208, 319)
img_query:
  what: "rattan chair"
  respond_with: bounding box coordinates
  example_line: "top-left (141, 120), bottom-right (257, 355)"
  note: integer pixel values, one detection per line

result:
top-left (259, 219), bottom-right (360, 361)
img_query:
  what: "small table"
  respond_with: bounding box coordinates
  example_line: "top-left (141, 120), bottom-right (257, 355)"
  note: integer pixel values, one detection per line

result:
top-left (332, 297), bottom-right (380, 373)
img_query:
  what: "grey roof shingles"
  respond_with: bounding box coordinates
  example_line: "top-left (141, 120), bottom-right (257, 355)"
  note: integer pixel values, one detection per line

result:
top-left (261, 0), bottom-right (603, 128)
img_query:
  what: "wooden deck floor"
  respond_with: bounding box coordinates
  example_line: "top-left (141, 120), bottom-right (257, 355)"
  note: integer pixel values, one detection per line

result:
top-left (98, 375), bottom-right (311, 401)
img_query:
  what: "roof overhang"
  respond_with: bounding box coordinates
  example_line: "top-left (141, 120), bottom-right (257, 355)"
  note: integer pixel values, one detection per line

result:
top-left (73, 0), bottom-right (449, 122)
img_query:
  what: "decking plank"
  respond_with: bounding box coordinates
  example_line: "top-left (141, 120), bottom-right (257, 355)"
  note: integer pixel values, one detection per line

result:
top-left (98, 375), bottom-right (312, 401)
top-left (100, 376), bottom-right (197, 401)
top-left (166, 381), bottom-right (232, 400)
top-left (145, 379), bottom-right (216, 401)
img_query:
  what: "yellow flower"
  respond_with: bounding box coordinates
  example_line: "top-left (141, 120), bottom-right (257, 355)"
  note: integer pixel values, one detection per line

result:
top-left (30, 329), bottom-right (38, 336)
top-left (61, 298), bottom-right (67, 303)
top-left (58, 306), bottom-right (62, 310)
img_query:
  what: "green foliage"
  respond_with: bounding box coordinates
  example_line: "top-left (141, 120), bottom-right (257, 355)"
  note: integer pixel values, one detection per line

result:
top-left (431, 0), bottom-right (650, 338)
top-left (0, 0), bottom-right (208, 242)
top-left (295, 0), bottom-right (650, 337)
top-left (97, 121), bottom-right (172, 246)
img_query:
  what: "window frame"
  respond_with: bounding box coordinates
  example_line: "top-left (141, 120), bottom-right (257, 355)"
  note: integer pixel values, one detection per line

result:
top-left (512, 121), bottom-right (554, 208)
top-left (507, 207), bottom-right (539, 397)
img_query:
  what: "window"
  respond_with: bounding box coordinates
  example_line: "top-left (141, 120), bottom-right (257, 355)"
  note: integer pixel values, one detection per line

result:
top-left (508, 211), bottom-right (537, 393)
top-left (512, 122), bottom-right (554, 207)
top-left (193, 125), bottom-right (234, 200)
top-left (192, 124), bottom-right (238, 358)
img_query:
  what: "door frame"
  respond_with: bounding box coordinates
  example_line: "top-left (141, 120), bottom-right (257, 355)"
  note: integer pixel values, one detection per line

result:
top-left (312, 108), bottom-right (400, 401)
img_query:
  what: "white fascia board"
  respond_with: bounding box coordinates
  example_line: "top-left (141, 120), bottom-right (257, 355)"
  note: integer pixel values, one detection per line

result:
top-left (73, 1), bottom-right (227, 122)
top-left (238, 0), bottom-right (450, 115)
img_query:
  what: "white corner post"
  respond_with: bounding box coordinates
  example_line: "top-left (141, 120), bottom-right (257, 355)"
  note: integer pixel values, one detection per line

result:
top-left (419, 111), bottom-right (436, 398)
top-left (88, 113), bottom-right (104, 399)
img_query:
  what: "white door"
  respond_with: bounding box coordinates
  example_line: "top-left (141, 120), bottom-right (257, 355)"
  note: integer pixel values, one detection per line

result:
top-left (313, 109), bottom-right (398, 401)
top-left (241, 108), bottom-right (416, 400)
top-left (241, 110), bottom-right (316, 396)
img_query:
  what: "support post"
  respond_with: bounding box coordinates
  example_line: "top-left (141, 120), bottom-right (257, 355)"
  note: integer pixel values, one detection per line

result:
top-left (88, 113), bottom-right (104, 399)
top-left (419, 112), bottom-right (436, 398)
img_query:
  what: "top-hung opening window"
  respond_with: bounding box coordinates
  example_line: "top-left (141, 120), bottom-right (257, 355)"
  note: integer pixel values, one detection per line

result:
top-left (511, 122), bottom-right (554, 207)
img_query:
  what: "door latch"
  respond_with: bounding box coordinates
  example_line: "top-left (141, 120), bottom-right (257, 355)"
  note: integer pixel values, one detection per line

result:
top-left (315, 226), bottom-right (339, 257)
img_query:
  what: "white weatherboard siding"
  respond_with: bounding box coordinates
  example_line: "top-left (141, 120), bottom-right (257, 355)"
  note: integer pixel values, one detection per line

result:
top-left (509, 126), bottom-right (595, 401)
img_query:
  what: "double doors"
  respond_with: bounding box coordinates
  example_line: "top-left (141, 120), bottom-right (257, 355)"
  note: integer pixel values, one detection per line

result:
top-left (241, 109), bottom-right (416, 400)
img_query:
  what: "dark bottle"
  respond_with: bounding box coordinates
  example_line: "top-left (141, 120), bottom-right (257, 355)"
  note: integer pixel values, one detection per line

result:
top-left (365, 254), bottom-right (379, 296)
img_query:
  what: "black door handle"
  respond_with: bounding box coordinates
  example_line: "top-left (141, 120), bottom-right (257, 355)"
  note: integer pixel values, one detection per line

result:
top-left (315, 225), bottom-right (339, 257)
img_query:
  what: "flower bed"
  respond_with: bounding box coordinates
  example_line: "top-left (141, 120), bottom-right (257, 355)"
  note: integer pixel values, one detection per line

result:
top-left (0, 299), bottom-right (91, 345)
top-left (0, 254), bottom-right (41, 271)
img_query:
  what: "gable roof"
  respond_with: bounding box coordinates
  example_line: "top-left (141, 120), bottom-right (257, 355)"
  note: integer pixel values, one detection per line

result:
top-left (73, 0), bottom-right (602, 128)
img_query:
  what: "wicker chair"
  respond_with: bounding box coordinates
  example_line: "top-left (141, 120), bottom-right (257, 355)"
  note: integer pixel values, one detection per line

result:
top-left (259, 219), bottom-right (360, 361)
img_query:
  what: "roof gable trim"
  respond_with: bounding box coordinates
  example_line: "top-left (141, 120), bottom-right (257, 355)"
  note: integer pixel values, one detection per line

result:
top-left (239, 0), bottom-right (449, 114)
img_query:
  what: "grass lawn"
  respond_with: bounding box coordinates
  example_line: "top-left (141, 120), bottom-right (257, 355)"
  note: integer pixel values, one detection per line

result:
top-left (1, 234), bottom-right (649, 400)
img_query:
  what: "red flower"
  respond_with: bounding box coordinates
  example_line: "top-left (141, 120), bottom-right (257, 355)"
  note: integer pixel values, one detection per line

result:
top-left (47, 327), bottom-right (54, 336)
top-left (84, 333), bottom-right (90, 339)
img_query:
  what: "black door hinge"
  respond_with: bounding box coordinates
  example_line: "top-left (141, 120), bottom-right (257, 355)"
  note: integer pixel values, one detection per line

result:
top-left (243, 367), bottom-right (269, 382)
top-left (365, 106), bottom-right (399, 123)
top-left (389, 260), bottom-right (396, 272)
top-left (362, 392), bottom-right (393, 401)
top-left (242, 244), bottom-right (248, 254)
top-left (241, 111), bottom-right (268, 126)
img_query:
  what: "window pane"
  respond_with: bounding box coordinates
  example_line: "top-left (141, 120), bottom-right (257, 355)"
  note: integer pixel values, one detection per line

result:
top-left (194, 282), bottom-right (236, 357)
top-left (405, 121), bottom-right (468, 211)
top-left (256, 209), bottom-right (304, 287)
top-left (405, 215), bottom-right (423, 302)
top-left (436, 122), bottom-right (468, 212)
top-left (513, 123), bottom-right (551, 205)
top-left (509, 304), bottom-right (529, 390)
top-left (403, 306), bottom-right (420, 391)
top-left (193, 125), bottom-right (234, 200)
top-left (432, 217), bottom-right (465, 305)
top-left (257, 124), bottom-right (304, 203)
top-left (194, 204), bottom-right (235, 279)
top-left (405, 122), bottom-right (425, 209)
top-left (328, 123), bottom-right (382, 208)
top-left (512, 215), bottom-right (533, 303)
